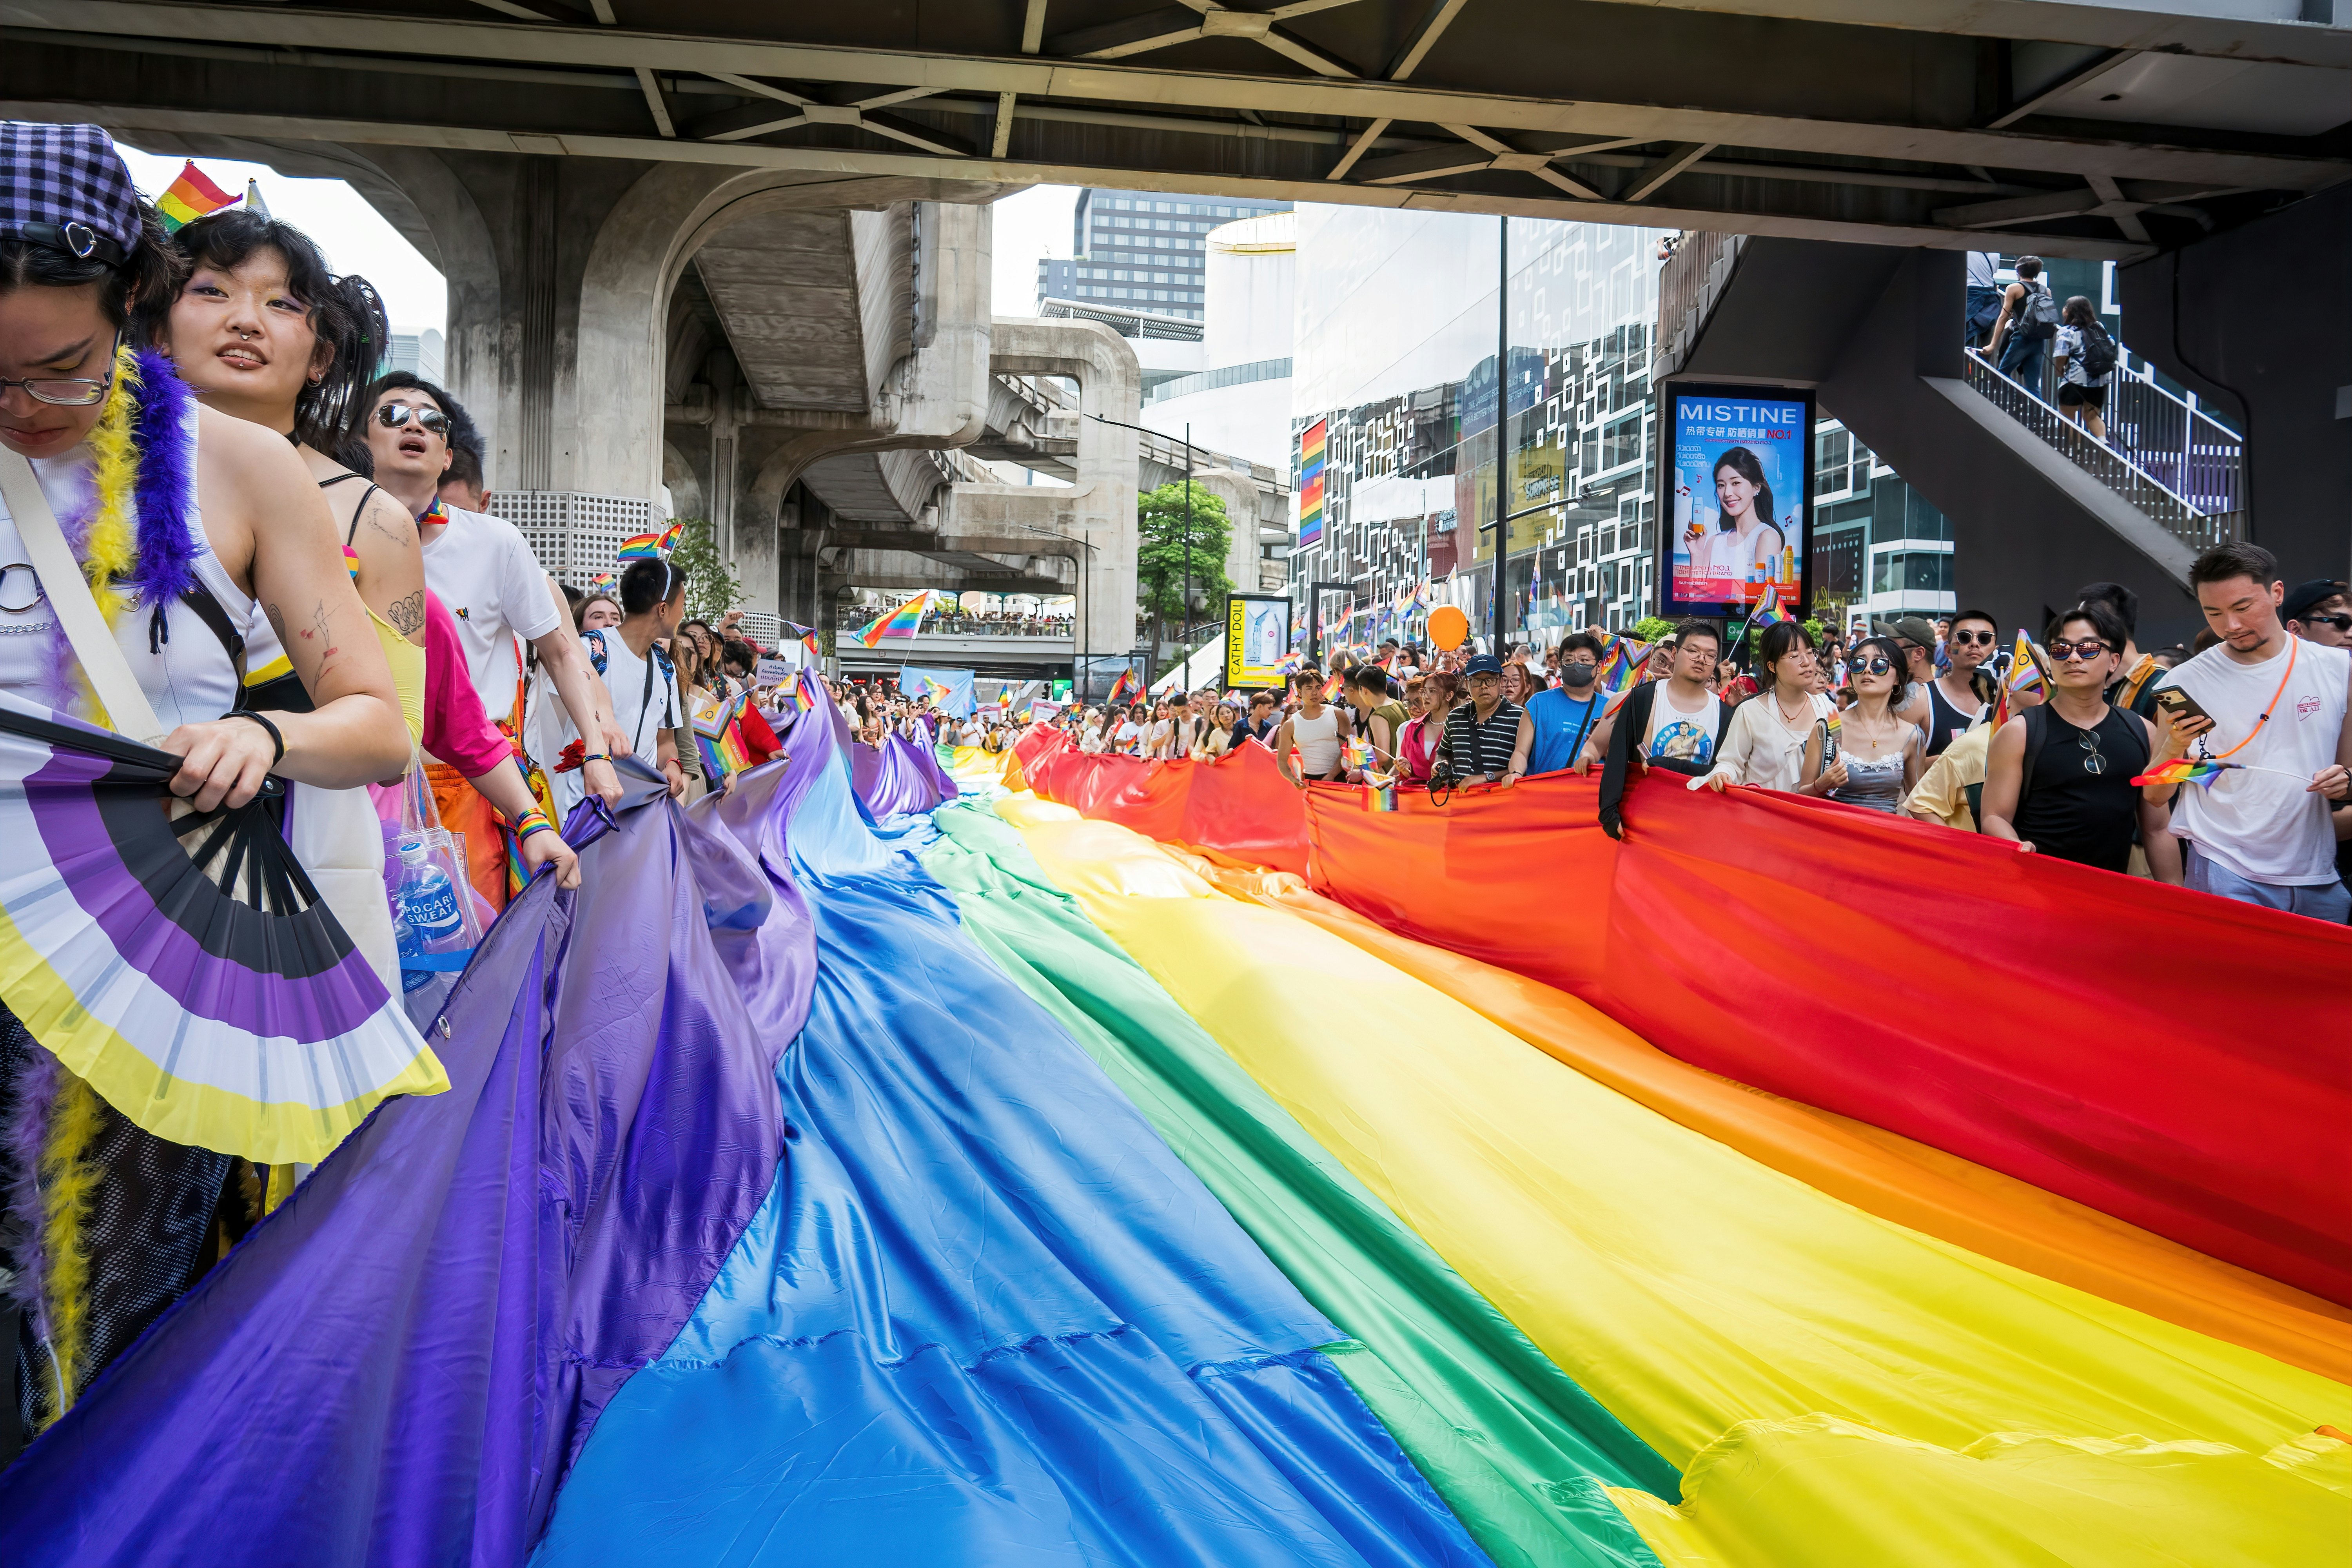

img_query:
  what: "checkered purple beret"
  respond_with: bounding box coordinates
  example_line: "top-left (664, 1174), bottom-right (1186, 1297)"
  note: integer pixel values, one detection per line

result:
top-left (1, 121), bottom-right (144, 265)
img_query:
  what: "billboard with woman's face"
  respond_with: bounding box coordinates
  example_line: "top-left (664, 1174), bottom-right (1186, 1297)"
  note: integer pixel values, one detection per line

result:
top-left (1658, 382), bottom-right (1813, 619)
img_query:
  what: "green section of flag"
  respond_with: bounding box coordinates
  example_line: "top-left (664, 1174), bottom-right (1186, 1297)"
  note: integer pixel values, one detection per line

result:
top-left (921, 802), bottom-right (1675, 1568)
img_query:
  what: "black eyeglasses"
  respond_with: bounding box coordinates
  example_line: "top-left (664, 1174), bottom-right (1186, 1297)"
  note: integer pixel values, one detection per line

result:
top-left (2047, 638), bottom-right (2114, 661)
top-left (375, 403), bottom-right (451, 436)
top-left (0, 332), bottom-right (123, 408)
top-left (1950, 629), bottom-right (1997, 646)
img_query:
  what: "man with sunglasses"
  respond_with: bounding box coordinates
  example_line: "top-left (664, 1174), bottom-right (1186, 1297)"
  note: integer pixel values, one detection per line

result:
top-left (1914, 608), bottom-right (1998, 759)
top-left (365, 373), bottom-right (625, 909)
top-left (2143, 545), bottom-right (2351, 921)
top-left (2285, 579), bottom-right (2349, 650)
top-left (1980, 601), bottom-right (2158, 873)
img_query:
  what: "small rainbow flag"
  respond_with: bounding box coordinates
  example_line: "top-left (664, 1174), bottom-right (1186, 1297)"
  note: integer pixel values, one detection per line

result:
top-left (1749, 595), bottom-right (1791, 630)
top-left (156, 161), bottom-right (240, 232)
top-left (792, 668), bottom-right (827, 713)
top-left (782, 620), bottom-right (822, 661)
top-left (1363, 779), bottom-right (1398, 813)
top-left (1106, 666), bottom-right (1140, 706)
top-left (585, 570), bottom-right (616, 594)
top-left (855, 591), bottom-right (935, 649)
top-left (691, 693), bottom-right (755, 782)
top-left (615, 520), bottom-right (684, 562)
top-left (1320, 670), bottom-right (1345, 704)
top-left (1345, 735), bottom-right (1376, 773)
top-left (2131, 757), bottom-right (2233, 789)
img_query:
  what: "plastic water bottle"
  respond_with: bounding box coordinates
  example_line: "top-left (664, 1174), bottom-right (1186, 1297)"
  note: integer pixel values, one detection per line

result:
top-left (394, 838), bottom-right (464, 993)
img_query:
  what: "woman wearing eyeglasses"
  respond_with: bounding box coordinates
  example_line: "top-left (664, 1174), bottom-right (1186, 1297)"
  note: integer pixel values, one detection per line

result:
top-left (1980, 602), bottom-right (2159, 872)
top-left (1824, 634), bottom-right (1923, 813)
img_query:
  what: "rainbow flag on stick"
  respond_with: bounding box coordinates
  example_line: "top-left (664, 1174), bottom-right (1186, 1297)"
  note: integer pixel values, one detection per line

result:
top-left (792, 668), bottom-right (827, 713)
top-left (2132, 757), bottom-right (2232, 789)
top-left (855, 591), bottom-right (936, 649)
top-left (156, 161), bottom-right (240, 232)
top-left (615, 520), bottom-right (684, 562)
top-left (782, 621), bottom-right (822, 661)
top-left (1105, 666), bottom-right (1140, 706)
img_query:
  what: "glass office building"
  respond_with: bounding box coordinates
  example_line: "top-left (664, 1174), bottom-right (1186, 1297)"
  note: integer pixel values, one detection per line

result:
top-left (1289, 208), bottom-right (1957, 648)
top-left (1036, 188), bottom-right (1290, 323)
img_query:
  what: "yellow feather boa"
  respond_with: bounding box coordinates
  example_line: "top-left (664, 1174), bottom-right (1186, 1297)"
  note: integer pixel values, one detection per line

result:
top-left (58, 347), bottom-right (145, 728)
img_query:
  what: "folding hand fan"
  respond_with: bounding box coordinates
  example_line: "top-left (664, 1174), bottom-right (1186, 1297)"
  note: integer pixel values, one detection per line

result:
top-left (0, 690), bottom-right (447, 1165)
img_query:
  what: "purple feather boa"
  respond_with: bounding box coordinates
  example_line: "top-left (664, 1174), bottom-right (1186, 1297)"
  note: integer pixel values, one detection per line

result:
top-left (37, 348), bottom-right (200, 714)
top-left (0, 1036), bottom-right (61, 1345)
top-left (125, 345), bottom-right (200, 608)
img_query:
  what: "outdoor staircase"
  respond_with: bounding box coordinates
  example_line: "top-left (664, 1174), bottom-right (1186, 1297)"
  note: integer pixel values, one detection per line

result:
top-left (1654, 236), bottom-right (2238, 636)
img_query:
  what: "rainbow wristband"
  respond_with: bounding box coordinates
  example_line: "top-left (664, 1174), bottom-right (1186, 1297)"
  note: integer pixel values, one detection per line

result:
top-left (515, 816), bottom-right (555, 843)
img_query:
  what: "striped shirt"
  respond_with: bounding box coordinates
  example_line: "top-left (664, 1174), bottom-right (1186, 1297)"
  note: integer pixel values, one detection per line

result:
top-left (1443, 698), bottom-right (1526, 779)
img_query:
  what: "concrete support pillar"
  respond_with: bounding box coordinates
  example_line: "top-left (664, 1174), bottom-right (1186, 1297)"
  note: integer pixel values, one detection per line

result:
top-left (951, 318), bottom-right (1143, 668)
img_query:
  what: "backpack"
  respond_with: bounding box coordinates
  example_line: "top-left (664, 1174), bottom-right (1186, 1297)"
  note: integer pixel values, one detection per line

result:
top-left (2077, 320), bottom-right (2118, 380)
top-left (2019, 281), bottom-right (2061, 341)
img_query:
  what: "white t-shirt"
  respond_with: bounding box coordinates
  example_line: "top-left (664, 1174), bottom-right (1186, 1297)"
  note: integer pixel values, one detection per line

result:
top-left (539, 628), bottom-right (675, 815)
top-left (419, 504), bottom-right (561, 724)
top-left (1642, 684), bottom-right (1724, 769)
top-left (2156, 637), bottom-right (2349, 886)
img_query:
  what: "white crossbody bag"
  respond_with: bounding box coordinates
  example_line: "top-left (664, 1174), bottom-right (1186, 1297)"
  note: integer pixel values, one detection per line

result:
top-left (0, 444), bottom-right (169, 746)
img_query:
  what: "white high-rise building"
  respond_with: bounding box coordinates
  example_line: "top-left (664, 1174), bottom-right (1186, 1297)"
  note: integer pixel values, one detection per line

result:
top-left (1141, 212), bottom-right (1294, 473)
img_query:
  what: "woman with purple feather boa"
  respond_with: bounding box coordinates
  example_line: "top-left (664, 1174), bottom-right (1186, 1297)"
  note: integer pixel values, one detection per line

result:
top-left (0, 123), bottom-right (412, 1451)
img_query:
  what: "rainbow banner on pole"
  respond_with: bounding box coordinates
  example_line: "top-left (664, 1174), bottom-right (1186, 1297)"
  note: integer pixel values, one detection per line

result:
top-left (855, 591), bottom-right (936, 649)
top-left (1297, 418), bottom-right (1327, 550)
top-left (155, 161), bottom-right (240, 232)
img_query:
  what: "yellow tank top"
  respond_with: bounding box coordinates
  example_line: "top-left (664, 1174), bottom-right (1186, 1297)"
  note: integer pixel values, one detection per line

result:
top-left (368, 604), bottom-right (426, 747)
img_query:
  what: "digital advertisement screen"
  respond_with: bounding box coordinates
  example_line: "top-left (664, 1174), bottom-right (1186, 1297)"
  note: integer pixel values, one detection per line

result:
top-left (1225, 593), bottom-right (1292, 690)
top-left (1659, 382), bottom-right (1812, 619)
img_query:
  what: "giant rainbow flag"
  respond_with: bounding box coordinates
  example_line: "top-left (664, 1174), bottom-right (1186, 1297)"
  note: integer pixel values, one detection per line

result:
top-left (3, 703), bottom-right (2343, 1566)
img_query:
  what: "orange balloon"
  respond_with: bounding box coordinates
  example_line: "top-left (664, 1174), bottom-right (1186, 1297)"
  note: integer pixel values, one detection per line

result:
top-left (1427, 604), bottom-right (1470, 650)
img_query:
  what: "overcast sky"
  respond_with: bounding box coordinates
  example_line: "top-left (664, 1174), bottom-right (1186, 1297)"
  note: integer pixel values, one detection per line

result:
top-left (990, 185), bottom-right (1079, 318)
top-left (113, 142), bottom-right (448, 337)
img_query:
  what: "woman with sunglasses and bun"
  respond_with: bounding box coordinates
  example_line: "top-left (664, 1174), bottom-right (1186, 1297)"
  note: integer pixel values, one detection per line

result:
top-left (1980, 601), bottom-right (2158, 873)
top-left (1824, 633), bottom-right (1923, 813)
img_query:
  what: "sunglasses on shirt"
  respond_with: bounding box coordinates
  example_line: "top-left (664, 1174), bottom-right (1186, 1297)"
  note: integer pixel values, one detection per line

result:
top-left (374, 403), bottom-right (452, 436)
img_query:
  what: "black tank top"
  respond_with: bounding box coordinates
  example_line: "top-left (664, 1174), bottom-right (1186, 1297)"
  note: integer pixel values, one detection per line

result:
top-left (2015, 704), bottom-right (2148, 873)
top-left (1920, 678), bottom-right (1981, 758)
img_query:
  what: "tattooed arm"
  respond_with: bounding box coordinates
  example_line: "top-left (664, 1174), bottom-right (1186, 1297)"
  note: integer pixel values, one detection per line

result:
top-left (343, 481), bottom-right (428, 645)
top-left (171, 407), bottom-right (407, 809)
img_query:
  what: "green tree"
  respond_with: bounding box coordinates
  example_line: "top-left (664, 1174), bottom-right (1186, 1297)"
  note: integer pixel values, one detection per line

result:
top-left (665, 516), bottom-right (743, 624)
top-left (1632, 615), bottom-right (1674, 642)
top-left (1135, 480), bottom-right (1232, 649)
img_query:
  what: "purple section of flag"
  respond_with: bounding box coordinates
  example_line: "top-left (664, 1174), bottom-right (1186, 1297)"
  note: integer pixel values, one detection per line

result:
top-left (0, 764), bottom-right (798, 1565)
top-left (852, 729), bottom-right (957, 818)
top-left (20, 746), bottom-right (387, 1040)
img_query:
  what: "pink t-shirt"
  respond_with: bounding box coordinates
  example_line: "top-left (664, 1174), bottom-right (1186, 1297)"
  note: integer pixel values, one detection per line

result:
top-left (423, 590), bottom-right (514, 778)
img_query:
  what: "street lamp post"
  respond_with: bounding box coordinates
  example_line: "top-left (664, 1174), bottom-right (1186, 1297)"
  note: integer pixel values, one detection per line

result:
top-left (1089, 411), bottom-right (1201, 652)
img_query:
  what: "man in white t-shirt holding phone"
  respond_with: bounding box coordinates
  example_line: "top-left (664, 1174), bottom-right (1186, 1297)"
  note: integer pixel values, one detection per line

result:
top-left (2144, 541), bottom-right (2351, 922)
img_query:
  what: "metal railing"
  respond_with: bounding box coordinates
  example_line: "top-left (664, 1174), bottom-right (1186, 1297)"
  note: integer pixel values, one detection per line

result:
top-left (1653, 232), bottom-right (1744, 381)
top-left (1964, 349), bottom-right (2244, 552)
top-left (918, 618), bottom-right (1078, 639)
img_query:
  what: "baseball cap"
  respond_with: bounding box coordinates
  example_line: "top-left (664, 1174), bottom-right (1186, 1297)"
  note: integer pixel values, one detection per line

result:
top-left (1874, 616), bottom-right (1939, 650)
top-left (1462, 653), bottom-right (1504, 677)
top-left (2282, 578), bottom-right (2348, 622)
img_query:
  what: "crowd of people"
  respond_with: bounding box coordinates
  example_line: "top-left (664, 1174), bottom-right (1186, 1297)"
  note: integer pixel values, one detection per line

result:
top-left (1043, 552), bottom-right (2352, 924)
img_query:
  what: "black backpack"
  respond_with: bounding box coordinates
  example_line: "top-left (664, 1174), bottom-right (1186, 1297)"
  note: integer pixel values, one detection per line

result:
top-left (2077, 320), bottom-right (2118, 380)
top-left (2018, 282), bottom-right (2061, 341)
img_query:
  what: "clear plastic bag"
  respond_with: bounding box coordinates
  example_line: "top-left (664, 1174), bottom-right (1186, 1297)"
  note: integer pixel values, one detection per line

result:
top-left (372, 751), bottom-right (492, 1027)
